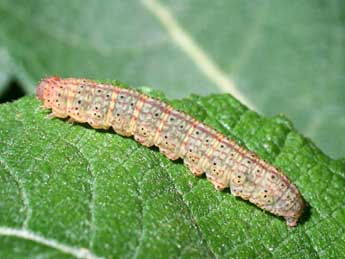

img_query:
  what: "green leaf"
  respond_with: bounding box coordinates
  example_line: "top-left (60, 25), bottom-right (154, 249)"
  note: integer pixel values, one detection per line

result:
top-left (1, 89), bottom-right (344, 258)
top-left (0, 1), bottom-right (344, 158)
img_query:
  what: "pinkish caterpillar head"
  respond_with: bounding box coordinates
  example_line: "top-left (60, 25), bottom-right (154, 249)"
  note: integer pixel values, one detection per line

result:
top-left (36, 76), bottom-right (61, 104)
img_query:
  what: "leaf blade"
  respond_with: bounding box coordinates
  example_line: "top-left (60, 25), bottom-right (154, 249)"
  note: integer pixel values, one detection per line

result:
top-left (0, 90), bottom-right (344, 258)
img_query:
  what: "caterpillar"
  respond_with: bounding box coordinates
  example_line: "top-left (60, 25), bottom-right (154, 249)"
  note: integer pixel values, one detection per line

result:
top-left (36, 76), bottom-right (304, 227)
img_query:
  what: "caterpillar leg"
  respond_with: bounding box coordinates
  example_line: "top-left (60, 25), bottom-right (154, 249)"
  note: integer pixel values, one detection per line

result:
top-left (35, 105), bottom-right (47, 112)
top-left (159, 147), bottom-right (179, 160)
top-left (185, 163), bottom-right (204, 176)
top-left (67, 117), bottom-right (76, 124)
top-left (134, 135), bottom-right (154, 147)
top-left (46, 111), bottom-right (67, 119)
top-left (205, 171), bottom-right (228, 191)
top-left (208, 179), bottom-right (226, 191)
top-left (46, 113), bottom-right (57, 119)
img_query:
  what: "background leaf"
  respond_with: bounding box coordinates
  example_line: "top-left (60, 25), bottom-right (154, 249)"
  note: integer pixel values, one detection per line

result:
top-left (0, 91), bottom-right (344, 258)
top-left (0, 0), bottom-right (344, 158)
top-left (0, 47), bottom-right (12, 96)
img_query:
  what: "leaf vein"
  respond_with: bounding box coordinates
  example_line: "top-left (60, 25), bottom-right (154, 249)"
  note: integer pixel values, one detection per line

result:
top-left (0, 158), bottom-right (30, 229)
top-left (141, 0), bottom-right (254, 108)
top-left (0, 227), bottom-right (103, 259)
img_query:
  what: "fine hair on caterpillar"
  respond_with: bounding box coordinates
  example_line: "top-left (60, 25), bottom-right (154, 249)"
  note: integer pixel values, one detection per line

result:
top-left (36, 76), bottom-right (304, 227)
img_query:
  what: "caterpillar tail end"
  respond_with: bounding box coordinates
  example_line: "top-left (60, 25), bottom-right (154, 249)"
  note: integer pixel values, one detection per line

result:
top-left (283, 188), bottom-right (305, 227)
top-left (285, 216), bottom-right (299, 227)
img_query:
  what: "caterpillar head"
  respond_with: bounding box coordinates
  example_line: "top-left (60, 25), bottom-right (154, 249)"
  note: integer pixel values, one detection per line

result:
top-left (36, 76), bottom-right (61, 103)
